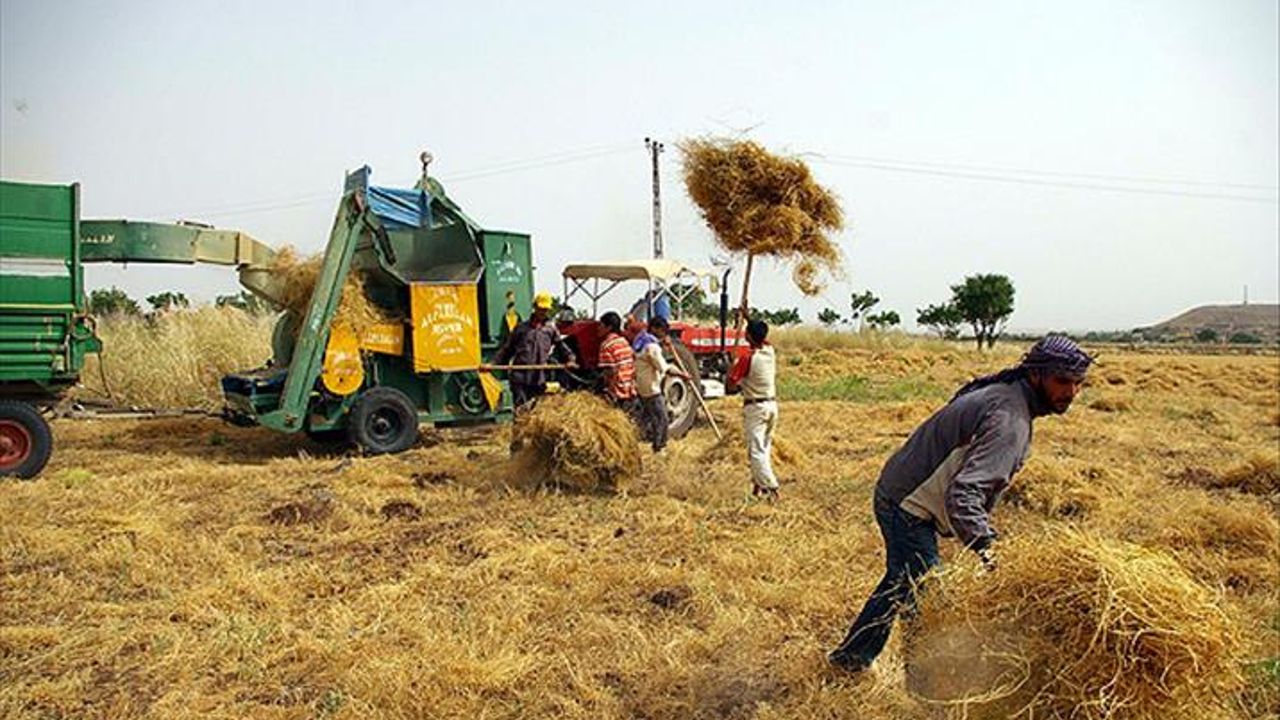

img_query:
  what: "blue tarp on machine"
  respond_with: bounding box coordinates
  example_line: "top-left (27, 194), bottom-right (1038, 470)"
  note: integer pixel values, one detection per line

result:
top-left (344, 165), bottom-right (433, 230)
top-left (367, 185), bottom-right (432, 230)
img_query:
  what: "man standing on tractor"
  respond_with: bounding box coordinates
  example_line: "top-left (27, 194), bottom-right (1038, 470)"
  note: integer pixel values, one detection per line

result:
top-left (633, 316), bottom-right (688, 452)
top-left (826, 335), bottom-right (1093, 675)
top-left (494, 291), bottom-right (575, 411)
top-left (727, 320), bottom-right (780, 501)
top-left (597, 311), bottom-right (637, 411)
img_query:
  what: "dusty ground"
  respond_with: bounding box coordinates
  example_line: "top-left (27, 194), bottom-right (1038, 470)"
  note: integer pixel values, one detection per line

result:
top-left (2, 346), bottom-right (1278, 719)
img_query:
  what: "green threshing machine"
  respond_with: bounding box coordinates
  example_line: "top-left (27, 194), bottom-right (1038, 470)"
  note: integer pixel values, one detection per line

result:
top-left (0, 161), bottom-right (534, 478)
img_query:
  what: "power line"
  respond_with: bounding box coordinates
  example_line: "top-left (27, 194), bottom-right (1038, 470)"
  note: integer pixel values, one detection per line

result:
top-left (165, 143), bottom-right (639, 218)
top-left (820, 152), bottom-right (1278, 191)
top-left (812, 157), bottom-right (1279, 204)
top-left (443, 144), bottom-right (635, 182)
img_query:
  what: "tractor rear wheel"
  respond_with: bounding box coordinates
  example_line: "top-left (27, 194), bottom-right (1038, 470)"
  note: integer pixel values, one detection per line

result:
top-left (348, 386), bottom-right (419, 455)
top-left (0, 401), bottom-right (52, 480)
top-left (664, 339), bottom-right (701, 439)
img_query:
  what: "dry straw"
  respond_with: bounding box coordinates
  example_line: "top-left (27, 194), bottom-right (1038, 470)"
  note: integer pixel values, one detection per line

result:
top-left (81, 306), bottom-right (274, 409)
top-left (699, 419), bottom-right (807, 469)
top-left (680, 137), bottom-right (843, 297)
top-left (508, 393), bottom-right (642, 492)
top-left (270, 246), bottom-right (392, 336)
top-left (908, 530), bottom-right (1246, 720)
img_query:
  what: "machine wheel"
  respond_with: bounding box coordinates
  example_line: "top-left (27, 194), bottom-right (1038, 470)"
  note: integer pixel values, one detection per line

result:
top-left (348, 386), bottom-right (419, 455)
top-left (664, 339), bottom-right (702, 439)
top-left (0, 401), bottom-right (53, 480)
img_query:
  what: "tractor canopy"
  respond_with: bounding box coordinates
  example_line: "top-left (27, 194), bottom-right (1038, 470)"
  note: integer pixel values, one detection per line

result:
top-left (561, 259), bottom-right (722, 320)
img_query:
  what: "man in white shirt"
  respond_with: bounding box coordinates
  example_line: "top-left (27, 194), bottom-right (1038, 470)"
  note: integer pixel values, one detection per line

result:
top-left (632, 316), bottom-right (688, 452)
top-left (728, 319), bottom-right (779, 500)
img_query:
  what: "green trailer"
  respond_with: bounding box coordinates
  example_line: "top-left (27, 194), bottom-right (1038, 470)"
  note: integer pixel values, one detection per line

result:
top-left (0, 181), bottom-right (100, 477)
top-left (1, 179), bottom-right (277, 478)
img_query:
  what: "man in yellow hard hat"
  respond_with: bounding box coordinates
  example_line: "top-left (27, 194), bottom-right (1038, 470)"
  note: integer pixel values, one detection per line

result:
top-left (494, 291), bottom-right (575, 410)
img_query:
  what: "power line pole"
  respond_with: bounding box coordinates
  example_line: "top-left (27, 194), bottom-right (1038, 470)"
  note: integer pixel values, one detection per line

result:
top-left (644, 137), bottom-right (664, 258)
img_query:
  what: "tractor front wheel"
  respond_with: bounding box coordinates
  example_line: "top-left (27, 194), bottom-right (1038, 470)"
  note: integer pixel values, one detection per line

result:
top-left (0, 401), bottom-right (53, 480)
top-left (664, 339), bottom-right (702, 439)
top-left (348, 387), bottom-right (419, 455)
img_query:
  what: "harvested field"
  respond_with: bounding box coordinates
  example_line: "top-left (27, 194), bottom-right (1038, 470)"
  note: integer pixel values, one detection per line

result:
top-left (3, 320), bottom-right (1278, 719)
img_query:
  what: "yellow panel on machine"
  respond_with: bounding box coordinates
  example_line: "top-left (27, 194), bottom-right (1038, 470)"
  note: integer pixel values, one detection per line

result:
top-left (321, 323), bottom-right (364, 395)
top-left (359, 322), bottom-right (404, 356)
top-left (320, 322), bottom-right (406, 396)
top-left (410, 282), bottom-right (481, 373)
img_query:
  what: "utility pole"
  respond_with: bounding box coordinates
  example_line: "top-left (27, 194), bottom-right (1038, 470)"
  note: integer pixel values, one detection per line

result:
top-left (644, 137), bottom-right (664, 258)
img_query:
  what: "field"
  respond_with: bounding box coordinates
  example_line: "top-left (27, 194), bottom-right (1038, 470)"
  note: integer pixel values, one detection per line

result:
top-left (2, 315), bottom-right (1278, 719)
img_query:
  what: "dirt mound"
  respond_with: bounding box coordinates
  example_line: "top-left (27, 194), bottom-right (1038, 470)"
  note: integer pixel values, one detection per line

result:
top-left (380, 500), bottom-right (422, 521)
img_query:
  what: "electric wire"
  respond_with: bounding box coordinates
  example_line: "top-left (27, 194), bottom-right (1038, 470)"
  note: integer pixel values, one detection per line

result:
top-left (165, 143), bottom-right (639, 219)
top-left (809, 156), bottom-right (1279, 204)
top-left (166, 141), bottom-right (1277, 219)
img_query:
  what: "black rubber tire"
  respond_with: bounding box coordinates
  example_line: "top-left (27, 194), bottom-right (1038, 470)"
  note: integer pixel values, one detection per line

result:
top-left (347, 386), bottom-right (419, 455)
top-left (664, 339), bottom-right (702, 439)
top-left (0, 400), bottom-right (53, 480)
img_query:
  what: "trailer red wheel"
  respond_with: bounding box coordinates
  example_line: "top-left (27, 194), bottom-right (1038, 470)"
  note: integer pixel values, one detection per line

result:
top-left (0, 420), bottom-right (30, 466)
top-left (0, 401), bottom-right (53, 479)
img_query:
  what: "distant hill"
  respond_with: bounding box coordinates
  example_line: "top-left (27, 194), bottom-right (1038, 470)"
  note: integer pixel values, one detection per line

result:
top-left (1141, 303), bottom-right (1279, 342)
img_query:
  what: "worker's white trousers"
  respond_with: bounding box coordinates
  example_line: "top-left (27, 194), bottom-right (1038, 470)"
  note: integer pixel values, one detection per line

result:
top-left (743, 400), bottom-right (780, 490)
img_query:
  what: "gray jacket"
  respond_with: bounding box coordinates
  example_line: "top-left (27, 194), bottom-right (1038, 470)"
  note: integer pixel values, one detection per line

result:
top-left (876, 378), bottom-right (1049, 549)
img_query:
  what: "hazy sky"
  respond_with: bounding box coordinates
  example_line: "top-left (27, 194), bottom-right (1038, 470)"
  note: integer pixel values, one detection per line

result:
top-left (3, 0), bottom-right (1277, 331)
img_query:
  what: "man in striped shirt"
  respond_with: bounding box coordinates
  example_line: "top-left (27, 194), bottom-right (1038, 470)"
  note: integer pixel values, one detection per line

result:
top-left (596, 312), bottom-right (637, 409)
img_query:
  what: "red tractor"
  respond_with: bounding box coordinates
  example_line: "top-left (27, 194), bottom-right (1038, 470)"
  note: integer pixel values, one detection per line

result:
top-left (554, 260), bottom-right (747, 438)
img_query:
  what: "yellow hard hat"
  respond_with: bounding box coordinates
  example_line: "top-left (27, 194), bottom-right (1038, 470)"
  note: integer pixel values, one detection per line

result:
top-left (533, 291), bottom-right (554, 310)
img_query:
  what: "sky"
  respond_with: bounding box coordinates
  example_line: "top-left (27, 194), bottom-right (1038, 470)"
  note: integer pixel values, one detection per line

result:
top-left (2, 0), bottom-right (1277, 332)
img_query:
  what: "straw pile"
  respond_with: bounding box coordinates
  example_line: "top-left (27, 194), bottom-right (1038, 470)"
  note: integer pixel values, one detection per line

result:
top-left (509, 392), bottom-right (642, 492)
top-left (270, 246), bottom-right (391, 336)
top-left (1002, 456), bottom-right (1111, 519)
top-left (1208, 453), bottom-right (1280, 497)
top-left (680, 137), bottom-right (844, 295)
top-left (699, 419), bottom-right (807, 469)
top-left (906, 530), bottom-right (1245, 720)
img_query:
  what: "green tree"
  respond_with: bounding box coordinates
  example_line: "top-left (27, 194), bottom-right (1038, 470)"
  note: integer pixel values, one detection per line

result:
top-left (668, 283), bottom-right (721, 321)
top-left (916, 302), bottom-right (963, 339)
top-left (849, 290), bottom-right (880, 330)
top-left (951, 274), bottom-right (1015, 349)
top-left (1194, 327), bottom-right (1219, 343)
top-left (866, 310), bottom-right (901, 330)
top-left (146, 291), bottom-right (190, 312)
top-left (88, 287), bottom-right (140, 316)
top-left (818, 308), bottom-right (843, 327)
top-left (1228, 331), bottom-right (1261, 345)
top-left (752, 307), bottom-right (802, 326)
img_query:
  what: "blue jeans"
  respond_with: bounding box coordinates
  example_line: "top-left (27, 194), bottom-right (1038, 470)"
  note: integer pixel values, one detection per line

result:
top-left (830, 493), bottom-right (940, 667)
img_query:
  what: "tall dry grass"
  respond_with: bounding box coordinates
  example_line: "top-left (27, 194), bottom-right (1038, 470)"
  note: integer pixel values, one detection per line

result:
top-left (3, 341), bottom-right (1277, 719)
top-left (81, 306), bottom-right (275, 409)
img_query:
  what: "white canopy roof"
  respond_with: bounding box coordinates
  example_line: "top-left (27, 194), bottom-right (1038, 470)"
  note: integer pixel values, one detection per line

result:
top-left (561, 259), bottom-right (716, 283)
